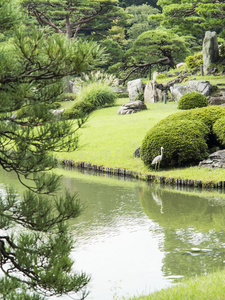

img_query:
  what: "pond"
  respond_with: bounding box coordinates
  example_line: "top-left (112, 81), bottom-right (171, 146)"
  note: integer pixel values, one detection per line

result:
top-left (1, 168), bottom-right (225, 299)
top-left (56, 168), bottom-right (225, 300)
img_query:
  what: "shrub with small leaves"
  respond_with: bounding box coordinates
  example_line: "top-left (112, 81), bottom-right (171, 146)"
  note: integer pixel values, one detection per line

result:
top-left (178, 92), bottom-right (208, 110)
top-left (135, 91), bottom-right (144, 102)
top-left (141, 119), bottom-right (209, 168)
top-left (141, 106), bottom-right (225, 169)
top-left (213, 116), bottom-right (225, 147)
top-left (64, 83), bottom-right (116, 119)
top-left (185, 52), bottom-right (203, 69)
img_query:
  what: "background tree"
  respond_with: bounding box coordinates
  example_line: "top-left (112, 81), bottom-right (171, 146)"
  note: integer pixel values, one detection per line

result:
top-left (22, 0), bottom-right (129, 40)
top-left (119, 0), bottom-right (160, 9)
top-left (0, 0), bottom-right (104, 298)
top-left (150, 0), bottom-right (225, 39)
top-left (125, 4), bottom-right (160, 42)
top-left (112, 29), bottom-right (190, 82)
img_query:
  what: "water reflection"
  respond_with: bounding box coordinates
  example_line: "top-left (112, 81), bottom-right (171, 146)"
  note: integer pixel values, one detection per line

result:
top-left (140, 185), bottom-right (225, 282)
top-left (1, 167), bottom-right (225, 299)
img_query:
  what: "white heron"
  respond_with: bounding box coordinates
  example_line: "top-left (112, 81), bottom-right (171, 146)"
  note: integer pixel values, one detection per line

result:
top-left (151, 147), bottom-right (164, 171)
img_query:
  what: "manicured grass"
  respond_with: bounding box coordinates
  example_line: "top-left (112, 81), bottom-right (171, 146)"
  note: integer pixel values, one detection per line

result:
top-left (57, 99), bottom-right (178, 172)
top-left (57, 97), bottom-right (225, 185)
top-left (129, 269), bottom-right (225, 300)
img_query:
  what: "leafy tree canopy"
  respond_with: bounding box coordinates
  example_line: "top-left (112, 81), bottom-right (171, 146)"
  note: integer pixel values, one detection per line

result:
top-left (125, 4), bottom-right (160, 41)
top-left (119, 0), bottom-right (160, 9)
top-left (0, 0), bottom-right (104, 298)
top-left (151, 0), bottom-right (225, 38)
top-left (115, 29), bottom-right (190, 82)
top-left (22, 0), bottom-right (129, 40)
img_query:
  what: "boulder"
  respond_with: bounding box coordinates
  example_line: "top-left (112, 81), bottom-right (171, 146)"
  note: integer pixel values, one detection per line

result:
top-left (199, 150), bottom-right (225, 168)
top-left (117, 100), bottom-right (147, 115)
top-left (127, 79), bottom-right (143, 101)
top-left (203, 31), bottom-right (219, 74)
top-left (144, 81), bottom-right (164, 103)
top-left (170, 80), bottom-right (211, 102)
top-left (209, 96), bottom-right (225, 105)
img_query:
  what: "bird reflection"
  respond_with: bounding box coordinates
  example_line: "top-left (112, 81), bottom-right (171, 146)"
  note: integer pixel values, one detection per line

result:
top-left (152, 192), bottom-right (164, 214)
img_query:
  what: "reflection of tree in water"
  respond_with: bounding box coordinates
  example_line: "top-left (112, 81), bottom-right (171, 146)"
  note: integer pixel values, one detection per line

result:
top-left (140, 186), bottom-right (225, 280)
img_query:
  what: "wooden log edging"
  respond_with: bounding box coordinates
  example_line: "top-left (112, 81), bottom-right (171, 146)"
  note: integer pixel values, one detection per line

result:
top-left (60, 159), bottom-right (225, 190)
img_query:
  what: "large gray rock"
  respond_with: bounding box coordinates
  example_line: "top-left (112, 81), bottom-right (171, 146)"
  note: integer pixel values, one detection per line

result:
top-left (144, 81), bottom-right (164, 103)
top-left (203, 31), bottom-right (219, 74)
top-left (170, 80), bottom-right (211, 102)
top-left (117, 100), bottom-right (147, 115)
top-left (199, 150), bottom-right (225, 168)
top-left (209, 96), bottom-right (225, 105)
top-left (127, 79), bottom-right (143, 101)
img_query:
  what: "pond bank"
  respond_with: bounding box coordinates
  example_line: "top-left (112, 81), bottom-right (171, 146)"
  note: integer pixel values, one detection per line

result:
top-left (60, 159), bottom-right (225, 190)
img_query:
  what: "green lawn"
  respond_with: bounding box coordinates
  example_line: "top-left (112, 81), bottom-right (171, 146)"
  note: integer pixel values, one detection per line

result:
top-left (129, 269), bottom-right (225, 300)
top-left (57, 97), bottom-right (225, 185)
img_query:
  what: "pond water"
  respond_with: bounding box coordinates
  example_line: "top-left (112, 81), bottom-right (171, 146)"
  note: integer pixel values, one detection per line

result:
top-left (1, 168), bottom-right (225, 300)
top-left (58, 169), bottom-right (225, 300)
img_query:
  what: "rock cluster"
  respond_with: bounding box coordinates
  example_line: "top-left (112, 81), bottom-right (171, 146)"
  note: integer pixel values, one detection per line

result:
top-left (170, 80), bottom-right (211, 102)
top-left (117, 100), bottom-right (147, 115)
top-left (199, 150), bottom-right (225, 168)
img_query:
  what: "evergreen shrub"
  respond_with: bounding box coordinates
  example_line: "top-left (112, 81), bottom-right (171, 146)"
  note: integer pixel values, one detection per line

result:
top-left (213, 116), bottom-right (225, 146)
top-left (117, 92), bottom-right (129, 98)
top-left (135, 91), bottom-right (144, 102)
top-left (141, 106), bottom-right (225, 169)
top-left (185, 52), bottom-right (203, 69)
top-left (178, 92), bottom-right (208, 110)
top-left (64, 83), bottom-right (116, 119)
top-left (140, 119), bottom-right (209, 168)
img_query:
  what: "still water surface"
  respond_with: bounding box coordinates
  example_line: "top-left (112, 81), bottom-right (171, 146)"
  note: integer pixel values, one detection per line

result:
top-left (1, 168), bottom-right (225, 299)
top-left (58, 169), bottom-right (225, 299)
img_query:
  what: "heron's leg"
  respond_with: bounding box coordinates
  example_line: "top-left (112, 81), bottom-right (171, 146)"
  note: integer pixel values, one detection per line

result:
top-left (158, 162), bottom-right (160, 170)
top-left (155, 163), bottom-right (157, 172)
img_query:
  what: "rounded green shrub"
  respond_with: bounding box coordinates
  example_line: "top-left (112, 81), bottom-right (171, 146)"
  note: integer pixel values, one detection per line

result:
top-left (185, 52), bottom-right (203, 69)
top-left (64, 83), bottom-right (116, 119)
top-left (140, 119), bottom-right (209, 168)
top-left (141, 106), bottom-right (225, 169)
top-left (159, 106), bottom-right (225, 130)
top-left (213, 116), bottom-right (225, 146)
top-left (178, 92), bottom-right (208, 110)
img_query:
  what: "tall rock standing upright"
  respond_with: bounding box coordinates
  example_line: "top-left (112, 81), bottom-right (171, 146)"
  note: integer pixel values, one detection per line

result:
top-left (203, 31), bottom-right (219, 74)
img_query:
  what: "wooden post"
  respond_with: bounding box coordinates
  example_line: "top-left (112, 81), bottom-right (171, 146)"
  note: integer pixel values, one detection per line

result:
top-left (200, 64), bottom-right (204, 76)
top-left (163, 91), bottom-right (167, 104)
top-left (149, 65), bottom-right (151, 80)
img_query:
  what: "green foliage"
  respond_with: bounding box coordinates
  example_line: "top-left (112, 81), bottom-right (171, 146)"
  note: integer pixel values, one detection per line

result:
top-left (117, 92), bottom-right (129, 98)
top-left (185, 52), bottom-right (203, 69)
top-left (61, 93), bottom-right (77, 102)
top-left (213, 117), bottom-right (225, 147)
top-left (178, 92), bottom-right (208, 110)
top-left (22, 0), bottom-right (128, 41)
top-left (0, 2), bottom-right (106, 298)
top-left (141, 106), bottom-right (225, 168)
top-left (125, 4), bottom-right (159, 41)
top-left (152, 1), bottom-right (225, 39)
top-left (141, 119), bottom-right (209, 168)
top-left (135, 91), bottom-right (144, 102)
top-left (65, 83), bottom-right (116, 119)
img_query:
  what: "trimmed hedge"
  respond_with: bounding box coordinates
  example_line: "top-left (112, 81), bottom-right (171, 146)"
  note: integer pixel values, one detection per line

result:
top-left (141, 106), bottom-right (225, 169)
top-left (213, 116), bottom-right (225, 146)
top-left (141, 119), bottom-right (209, 168)
top-left (178, 92), bottom-right (208, 110)
top-left (64, 83), bottom-right (116, 119)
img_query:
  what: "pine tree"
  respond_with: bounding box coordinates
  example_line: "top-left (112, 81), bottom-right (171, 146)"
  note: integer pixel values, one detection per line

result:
top-left (0, 0), bottom-right (104, 298)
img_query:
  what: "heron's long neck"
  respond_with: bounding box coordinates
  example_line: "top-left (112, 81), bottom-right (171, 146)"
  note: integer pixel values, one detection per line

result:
top-left (161, 149), bottom-right (163, 156)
